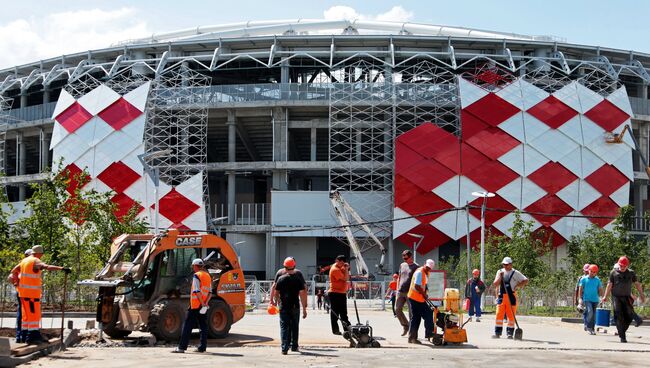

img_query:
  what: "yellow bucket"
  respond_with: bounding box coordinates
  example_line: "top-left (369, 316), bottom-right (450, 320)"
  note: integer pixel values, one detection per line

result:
top-left (443, 288), bottom-right (460, 313)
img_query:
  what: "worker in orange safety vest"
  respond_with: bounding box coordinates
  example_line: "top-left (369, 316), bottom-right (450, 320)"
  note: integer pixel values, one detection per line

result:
top-left (8, 245), bottom-right (70, 344)
top-left (173, 258), bottom-right (212, 353)
top-left (492, 256), bottom-right (528, 339)
top-left (407, 259), bottom-right (435, 344)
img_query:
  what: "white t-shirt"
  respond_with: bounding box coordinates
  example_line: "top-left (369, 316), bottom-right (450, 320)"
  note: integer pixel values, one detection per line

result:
top-left (494, 268), bottom-right (527, 290)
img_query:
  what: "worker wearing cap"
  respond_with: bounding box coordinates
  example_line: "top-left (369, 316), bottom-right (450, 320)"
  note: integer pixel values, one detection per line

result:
top-left (492, 256), bottom-right (528, 339)
top-left (6, 249), bottom-right (33, 343)
top-left (578, 264), bottom-right (603, 335)
top-left (385, 273), bottom-right (398, 317)
top-left (602, 256), bottom-right (646, 343)
top-left (406, 259), bottom-right (435, 344)
top-left (328, 255), bottom-right (351, 335)
top-left (173, 258), bottom-right (212, 353)
top-left (465, 269), bottom-right (486, 322)
top-left (8, 245), bottom-right (69, 344)
top-left (273, 257), bottom-right (307, 354)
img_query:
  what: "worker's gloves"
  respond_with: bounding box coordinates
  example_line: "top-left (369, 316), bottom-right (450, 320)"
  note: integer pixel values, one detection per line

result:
top-left (62, 267), bottom-right (72, 274)
top-left (199, 306), bottom-right (208, 314)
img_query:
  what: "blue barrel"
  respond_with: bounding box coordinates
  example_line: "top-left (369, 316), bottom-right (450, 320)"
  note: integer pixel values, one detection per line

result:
top-left (596, 308), bottom-right (610, 327)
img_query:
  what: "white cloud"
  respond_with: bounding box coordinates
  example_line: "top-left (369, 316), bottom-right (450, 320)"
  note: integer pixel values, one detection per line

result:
top-left (0, 8), bottom-right (150, 69)
top-left (323, 5), bottom-right (414, 22)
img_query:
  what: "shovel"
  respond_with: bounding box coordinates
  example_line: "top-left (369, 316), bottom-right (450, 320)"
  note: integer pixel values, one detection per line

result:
top-left (501, 277), bottom-right (523, 340)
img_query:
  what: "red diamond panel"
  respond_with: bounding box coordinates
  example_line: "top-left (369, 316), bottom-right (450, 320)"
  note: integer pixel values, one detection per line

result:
top-left (395, 142), bottom-right (426, 176)
top-left (476, 70), bottom-right (507, 85)
top-left (528, 162), bottom-right (578, 195)
top-left (527, 96), bottom-right (577, 129)
top-left (525, 194), bottom-right (573, 226)
top-left (461, 110), bottom-right (489, 140)
top-left (459, 226), bottom-right (505, 250)
top-left (468, 195), bottom-right (516, 225)
top-left (429, 139), bottom-right (461, 173)
top-left (60, 163), bottom-right (90, 195)
top-left (171, 222), bottom-right (195, 234)
top-left (581, 196), bottom-right (619, 227)
top-left (585, 164), bottom-right (629, 196)
top-left (399, 192), bottom-right (453, 224)
top-left (398, 123), bottom-right (453, 155)
top-left (65, 197), bottom-right (88, 225)
top-left (533, 226), bottom-right (566, 248)
top-left (97, 161), bottom-right (141, 193)
top-left (464, 93), bottom-right (520, 127)
top-left (395, 174), bottom-right (425, 207)
top-left (460, 143), bottom-right (491, 173)
top-left (98, 98), bottom-right (143, 130)
top-left (400, 159), bottom-right (456, 191)
top-left (155, 188), bottom-right (200, 223)
top-left (111, 193), bottom-right (144, 221)
top-left (584, 99), bottom-right (630, 132)
top-left (464, 160), bottom-right (518, 192)
top-left (465, 127), bottom-right (520, 160)
top-left (55, 102), bottom-right (93, 133)
top-left (397, 223), bottom-right (451, 255)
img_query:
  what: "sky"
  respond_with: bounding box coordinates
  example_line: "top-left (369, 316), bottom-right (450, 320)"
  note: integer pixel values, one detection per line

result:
top-left (1, 0), bottom-right (649, 69)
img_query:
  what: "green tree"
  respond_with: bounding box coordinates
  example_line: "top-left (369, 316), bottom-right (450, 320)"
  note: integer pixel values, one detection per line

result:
top-left (566, 206), bottom-right (650, 287)
top-left (0, 186), bottom-right (18, 276)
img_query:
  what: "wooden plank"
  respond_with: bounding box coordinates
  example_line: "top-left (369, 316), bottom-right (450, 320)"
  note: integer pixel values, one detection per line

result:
top-left (11, 338), bottom-right (59, 357)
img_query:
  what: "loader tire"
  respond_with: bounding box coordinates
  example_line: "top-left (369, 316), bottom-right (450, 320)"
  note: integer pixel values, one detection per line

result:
top-left (206, 299), bottom-right (233, 339)
top-left (102, 304), bottom-right (132, 339)
top-left (148, 301), bottom-right (184, 342)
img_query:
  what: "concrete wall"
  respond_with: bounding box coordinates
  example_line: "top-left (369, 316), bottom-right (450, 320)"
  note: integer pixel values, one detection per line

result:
top-left (279, 237), bottom-right (318, 276)
top-left (226, 233), bottom-right (266, 273)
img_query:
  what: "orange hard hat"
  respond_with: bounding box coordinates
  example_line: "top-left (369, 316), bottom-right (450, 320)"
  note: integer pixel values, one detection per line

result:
top-left (283, 257), bottom-right (296, 269)
top-left (267, 304), bottom-right (278, 315)
top-left (588, 264), bottom-right (599, 273)
top-left (472, 269), bottom-right (480, 276)
top-left (618, 256), bottom-right (630, 268)
top-left (392, 273), bottom-right (399, 279)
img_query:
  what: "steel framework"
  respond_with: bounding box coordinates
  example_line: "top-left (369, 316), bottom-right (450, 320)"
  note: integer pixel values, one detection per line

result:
top-left (0, 96), bottom-right (10, 175)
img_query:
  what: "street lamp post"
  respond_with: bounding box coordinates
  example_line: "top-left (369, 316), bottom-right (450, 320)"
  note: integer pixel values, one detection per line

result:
top-left (406, 233), bottom-right (424, 264)
top-left (138, 149), bottom-right (172, 234)
top-left (471, 191), bottom-right (495, 307)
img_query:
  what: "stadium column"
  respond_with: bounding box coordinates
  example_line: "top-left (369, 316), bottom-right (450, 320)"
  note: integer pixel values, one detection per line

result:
top-left (39, 129), bottom-right (48, 173)
top-left (227, 109), bottom-right (237, 223)
top-left (272, 107), bottom-right (288, 190)
top-left (17, 133), bottom-right (26, 201)
top-left (310, 127), bottom-right (317, 162)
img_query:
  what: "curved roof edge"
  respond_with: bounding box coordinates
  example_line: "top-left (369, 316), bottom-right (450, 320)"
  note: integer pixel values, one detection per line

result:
top-left (116, 19), bottom-right (564, 46)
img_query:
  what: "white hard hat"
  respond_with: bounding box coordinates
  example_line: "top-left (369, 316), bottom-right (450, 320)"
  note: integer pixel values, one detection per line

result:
top-left (425, 259), bottom-right (435, 269)
top-left (502, 257), bottom-right (513, 265)
top-left (24, 249), bottom-right (33, 256)
top-left (191, 258), bottom-right (204, 266)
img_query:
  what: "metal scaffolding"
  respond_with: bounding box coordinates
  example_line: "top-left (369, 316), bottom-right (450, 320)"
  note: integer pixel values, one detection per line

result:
top-left (0, 96), bottom-right (11, 175)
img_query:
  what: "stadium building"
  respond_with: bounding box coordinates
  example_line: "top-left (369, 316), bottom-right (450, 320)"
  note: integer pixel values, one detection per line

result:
top-left (1, 19), bottom-right (650, 279)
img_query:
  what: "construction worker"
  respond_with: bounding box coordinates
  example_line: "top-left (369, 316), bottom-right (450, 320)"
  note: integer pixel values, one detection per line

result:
top-left (8, 245), bottom-right (69, 344)
top-left (273, 257), bottom-right (307, 354)
top-left (465, 269), bottom-right (486, 322)
top-left (407, 259), bottom-right (435, 344)
top-left (173, 258), bottom-right (212, 353)
top-left (328, 255), bottom-right (351, 335)
top-left (492, 256), bottom-right (528, 339)
top-left (385, 273), bottom-right (398, 317)
top-left (269, 257), bottom-right (306, 310)
top-left (395, 250), bottom-right (419, 336)
top-left (574, 263), bottom-right (590, 326)
top-left (6, 249), bottom-right (33, 343)
top-left (578, 264), bottom-right (603, 335)
top-left (602, 256), bottom-right (646, 343)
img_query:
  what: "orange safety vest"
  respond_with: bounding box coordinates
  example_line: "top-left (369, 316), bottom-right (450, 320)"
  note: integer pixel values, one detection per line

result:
top-left (190, 270), bottom-right (212, 309)
top-left (407, 266), bottom-right (428, 303)
top-left (17, 256), bottom-right (42, 299)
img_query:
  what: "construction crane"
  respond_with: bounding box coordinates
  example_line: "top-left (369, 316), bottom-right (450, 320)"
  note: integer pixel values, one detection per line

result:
top-left (606, 124), bottom-right (650, 177)
top-left (329, 190), bottom-right (388, 277)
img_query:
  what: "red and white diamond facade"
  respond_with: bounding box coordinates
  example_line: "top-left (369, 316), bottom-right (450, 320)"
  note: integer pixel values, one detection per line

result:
top-left (395, 76), bottom-right (633, 254)
top-left (50, 83), bottom-right (207, 231)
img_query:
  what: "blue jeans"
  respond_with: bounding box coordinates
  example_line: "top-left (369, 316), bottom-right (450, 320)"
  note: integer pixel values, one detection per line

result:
top-left (584, 301), bottom-right (598, 330)
top-left (408, 299), bottom-right (433, 340)
top-left (279, 307), bottom-right (300, 351)
top-left (177, 308), bottom-right (208, 351)
top-left (468, 296), bottom-right (481, 317)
